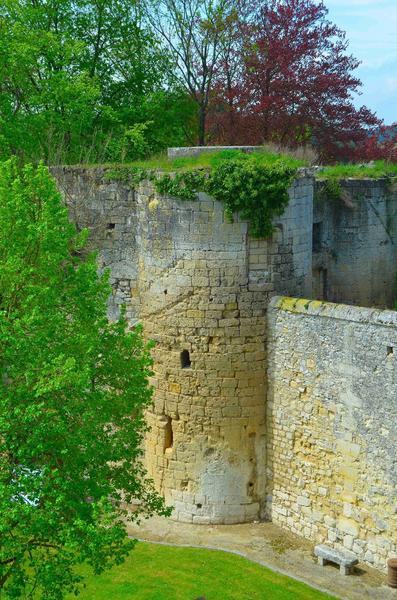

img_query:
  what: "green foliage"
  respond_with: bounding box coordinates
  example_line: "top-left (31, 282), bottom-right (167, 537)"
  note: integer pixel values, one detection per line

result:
top-left (105, 123), bottom-right (153, 163)
top-left (206, 157), bottom-right (297, 238)
top-left (0, 1), bottom-right (195, 164)
top-left (317, 178), bottom-right (343, 203)
top-left (317, 161), bottom-right (397, 206)
top-left (321, 160), bottom-right (397, 179)
top-left (155, 171), bottom-right (207, 200)
top-left (69, 541), bottom-right (338, 600)
top-left (105, 150), bottom-right (301, 238)
top-left (0, 159), bottom-right (169, 599)
top-left (112, 148), bottom-right (305, 173)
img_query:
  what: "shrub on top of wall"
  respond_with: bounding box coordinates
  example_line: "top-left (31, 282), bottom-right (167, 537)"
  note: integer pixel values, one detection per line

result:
top-left (106, 150), bottom-right (300, 238)
top-left (206, 158), bottom-right (296, 238)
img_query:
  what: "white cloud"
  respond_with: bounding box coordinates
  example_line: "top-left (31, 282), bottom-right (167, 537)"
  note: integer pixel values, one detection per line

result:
top-left (386, 78), bottom-right (397, 92)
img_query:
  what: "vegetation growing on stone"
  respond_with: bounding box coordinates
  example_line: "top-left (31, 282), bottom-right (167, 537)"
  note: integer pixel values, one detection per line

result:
top-left (320, 160), bottom-right (397, 179)
top-left (314, 160), bottom-right (397, 204)
top-left (106, 150), bottom-right (302, 238)
top-left (107, 151), bottom-right (397, 235)
top-left (206, 157), bottom-right (297, 238)
top-left (315, 178), bottom-right (344, 204)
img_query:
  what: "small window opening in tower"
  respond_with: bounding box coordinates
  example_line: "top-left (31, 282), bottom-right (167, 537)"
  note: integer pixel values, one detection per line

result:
top-left (312, 222), bottom-right (322, 252)
top-left (180, 349), bottom-right (191, 368)
top-left (107, 223), bottom-right (116, 230)
top-left (387, 346), bottom-right (394, 357)
top-left (164, 416), bottom-right (173, 451)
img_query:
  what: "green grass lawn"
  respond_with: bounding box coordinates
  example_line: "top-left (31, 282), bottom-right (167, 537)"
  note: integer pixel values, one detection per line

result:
top-left (71, 541), bottom-right (338, 600)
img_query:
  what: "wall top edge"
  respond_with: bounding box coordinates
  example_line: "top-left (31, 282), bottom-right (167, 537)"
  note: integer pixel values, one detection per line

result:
top-left (50, 164), bottom-right (395, 184)
top-left (269, 296), bottom-right (397, 328)
top-left (168, 146), bottom-right (260, 157)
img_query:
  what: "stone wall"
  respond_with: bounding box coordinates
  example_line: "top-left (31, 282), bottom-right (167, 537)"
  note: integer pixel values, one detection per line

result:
top-left (267, 296), bottom-right (397, 570)
top-left (52, 167), bottom-right (140, 322)
top-left (136, 178), bottom-right (312, 524)
top-left (313, 179), bottom-right (397, 308)
top-left (52, 165), bottom-right (397, 559)
top-left (53, 166), bottom-right (313, 523)
top-left (53, 168), bottom-right (397, 318)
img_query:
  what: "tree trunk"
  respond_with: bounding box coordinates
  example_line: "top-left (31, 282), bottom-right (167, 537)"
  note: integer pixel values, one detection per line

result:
top-left (198, 105), bottom-right (206, 146)
top-left (228, 101), bottom-right (236, 145)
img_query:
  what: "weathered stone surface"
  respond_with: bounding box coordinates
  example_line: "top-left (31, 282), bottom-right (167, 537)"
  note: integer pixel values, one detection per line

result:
top-left (51, 166), bottom-right (139, 323)
top-left (313, 178), bottom-right (397, 308)
top-left (51, 165), bottom-right (397, 571)
top-left (315, 544), bottom-right (358, 567)
top-left (267, 297), bottom-right (397, 572)
top-left (136, 183), bottom-right (312, 524)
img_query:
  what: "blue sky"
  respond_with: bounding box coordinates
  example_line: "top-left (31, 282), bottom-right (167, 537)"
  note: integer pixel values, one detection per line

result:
top-left (325, 0), bottom-right (397, 124)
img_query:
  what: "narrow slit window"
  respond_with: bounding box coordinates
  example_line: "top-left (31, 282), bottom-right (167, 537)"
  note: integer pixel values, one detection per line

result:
top-left (164, 416), bottom-right (173, 451)
top-left (312, 222), bottom-right (322, 252)
top-left (387, 346), bottom-right (394, 357)
top-left (180, 349), bottom-right (191, 369)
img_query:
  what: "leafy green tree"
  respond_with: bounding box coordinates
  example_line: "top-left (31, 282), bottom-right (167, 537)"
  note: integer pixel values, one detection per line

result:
top-left (0, 0), bottom-right (102, 163)
top-left (0, 0), bottom-right (194, 163)
top-left (0, 159), bottom-right (169, 598)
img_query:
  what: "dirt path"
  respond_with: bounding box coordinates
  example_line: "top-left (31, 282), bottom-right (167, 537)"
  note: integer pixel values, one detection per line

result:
top-left (126, 516), bottom-right (397, 600)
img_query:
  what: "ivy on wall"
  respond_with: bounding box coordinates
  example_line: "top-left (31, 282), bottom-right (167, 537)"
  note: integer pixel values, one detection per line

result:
top-left (206, 159), bottom-right (295, 238)
top-left (106, 155), bottom-right (298, 238)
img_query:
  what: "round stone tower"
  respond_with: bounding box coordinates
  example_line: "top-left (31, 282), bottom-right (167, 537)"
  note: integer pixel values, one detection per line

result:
top-left (135, 176), bottom-right (312, 524)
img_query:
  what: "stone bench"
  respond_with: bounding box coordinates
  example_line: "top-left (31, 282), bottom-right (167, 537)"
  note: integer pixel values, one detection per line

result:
top-left (314, 544), bottom-right (358, 575)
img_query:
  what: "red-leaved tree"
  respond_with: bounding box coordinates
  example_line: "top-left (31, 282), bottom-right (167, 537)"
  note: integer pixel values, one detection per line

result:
top-left (353, 124), bottom-right (397, 163)
top-left (209, 0), bottom-right (380, 161)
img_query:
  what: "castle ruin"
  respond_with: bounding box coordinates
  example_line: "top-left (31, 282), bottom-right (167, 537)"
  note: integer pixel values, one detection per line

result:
top-left (53, 162), bottom-right (397, 572)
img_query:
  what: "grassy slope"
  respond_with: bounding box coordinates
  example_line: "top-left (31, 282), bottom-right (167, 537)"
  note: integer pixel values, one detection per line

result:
top-left (72, 542), bottom-right (338, 600)
top-left (101, 148), bottom-right (307, 173)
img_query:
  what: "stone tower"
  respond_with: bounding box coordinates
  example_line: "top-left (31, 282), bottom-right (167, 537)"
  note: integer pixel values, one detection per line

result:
top-left (135, 179), bottom-right (312, 523)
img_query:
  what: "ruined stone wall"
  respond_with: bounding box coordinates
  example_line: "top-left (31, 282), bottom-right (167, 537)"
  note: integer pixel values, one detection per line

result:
top-left (52, 166), bottom-right (313, 524)
top-left (313, 179), bottom-right (397, 308)
top-left (52, 167), bottom-right (140, 322)
top-left (136, 178), bottom-right (312, 524)
top-left (267, 297), bottom-right (397, 570)
top-left (53, 167), bottom-right (397, 320)
top-left (52, 165), bottom-right (397, 546)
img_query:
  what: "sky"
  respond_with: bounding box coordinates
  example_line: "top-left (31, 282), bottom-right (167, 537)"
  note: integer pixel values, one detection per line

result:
top-left (325, 0), bottom-right (397, 124)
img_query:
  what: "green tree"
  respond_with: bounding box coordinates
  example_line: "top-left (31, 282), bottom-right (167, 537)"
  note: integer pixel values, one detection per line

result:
top-left (0, 159), bottom-right (169, 598)
top-left (144, 0), bottom-right (239, 145)
top-left (0, 0), bottom-right (194, 163)
top-left (0, 0), bottom-right (101, 163)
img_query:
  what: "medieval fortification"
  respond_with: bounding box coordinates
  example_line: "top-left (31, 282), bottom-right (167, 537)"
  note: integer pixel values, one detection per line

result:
top-left (53, 153), bottom-right (397, 573)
